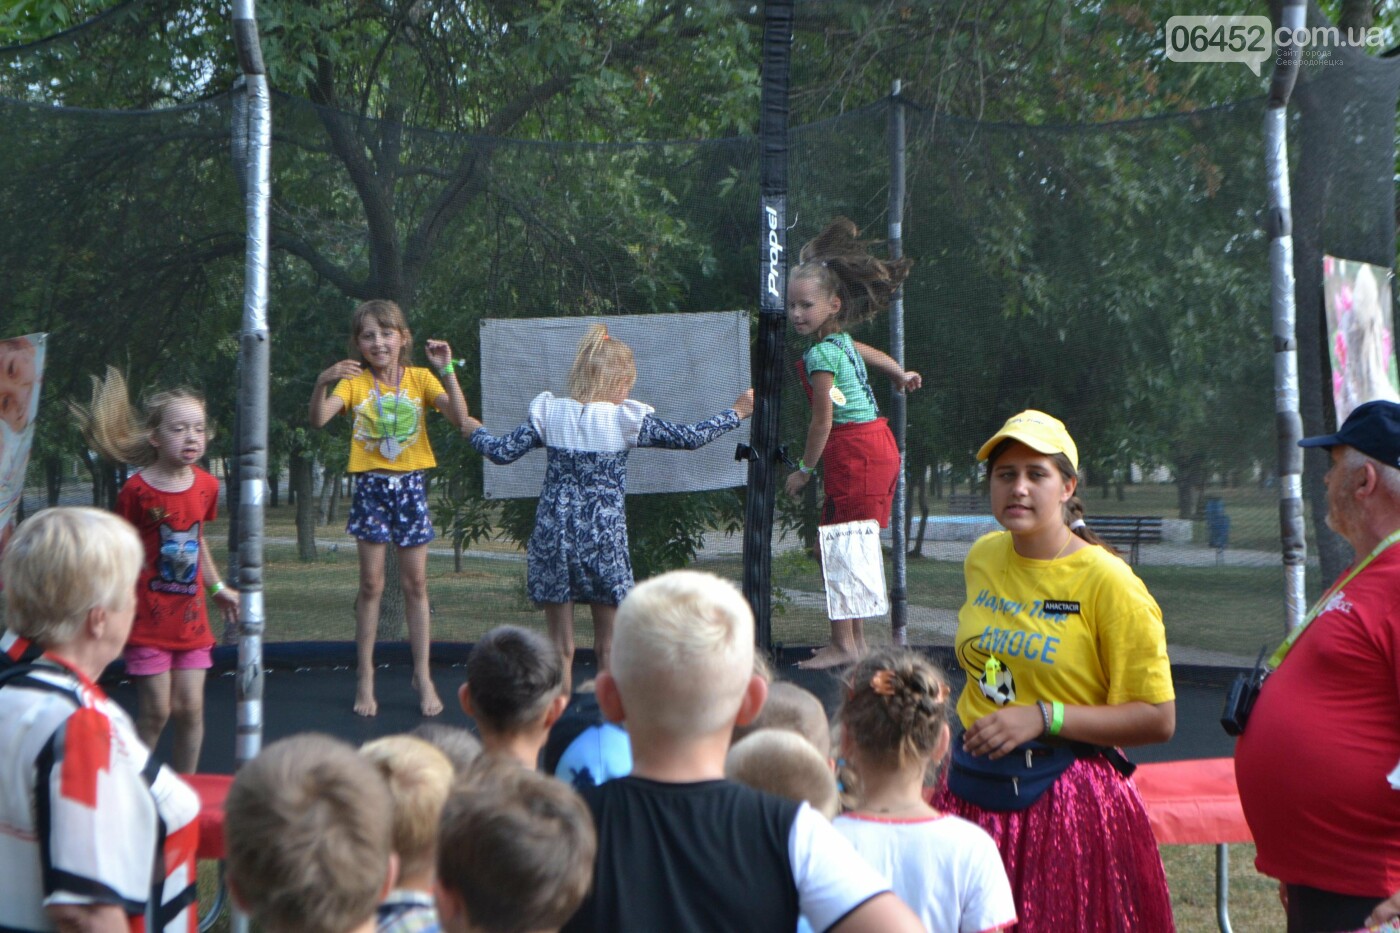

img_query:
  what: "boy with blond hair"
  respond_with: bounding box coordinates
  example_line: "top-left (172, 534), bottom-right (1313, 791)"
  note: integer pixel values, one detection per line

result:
top-left (435, 755), bottom-right (595, 933)
top-left (361, 736), bottom-right (455, 933)
top-left (225, 733), bottom-right (396, 933)
top-left (726, 728), bottom-right (840, 819)
top-left (562, 570), bottom-right (921, 933)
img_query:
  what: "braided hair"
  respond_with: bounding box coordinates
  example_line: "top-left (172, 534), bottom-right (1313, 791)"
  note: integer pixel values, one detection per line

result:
top-left (838, 647), bottom-right (951, 769)
top-left (789, 217), bottom-right (913, 329)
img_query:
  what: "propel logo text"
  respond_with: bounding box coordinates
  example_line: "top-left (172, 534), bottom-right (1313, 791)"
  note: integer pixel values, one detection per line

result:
top-left (765, 206), bottom-right (784, 301)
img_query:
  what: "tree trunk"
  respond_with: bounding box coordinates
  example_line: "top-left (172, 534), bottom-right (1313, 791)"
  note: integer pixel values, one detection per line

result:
top-left (1173, 454), bottom-right (1205, 521)
top-left (293, 454), bottom-right (318, 562)
top-left (45, 456), bottom-right (63, 507)
top-left (269, 461), bottom-right (280, 508)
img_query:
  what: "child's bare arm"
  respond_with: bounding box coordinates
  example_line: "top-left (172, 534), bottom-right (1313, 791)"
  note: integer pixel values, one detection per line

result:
top-left (309, 361), bottom-right (358, 428)
top-left (830, 892), bottom-right (925, 933)
top-left (199, 537), bottom-right (239, 624)
top-left (425, 340), bottom-right (471, 432)
top-left (785, 372), bottom-right (833, 498)
top-left (851, 340), bottom-right (921, 393)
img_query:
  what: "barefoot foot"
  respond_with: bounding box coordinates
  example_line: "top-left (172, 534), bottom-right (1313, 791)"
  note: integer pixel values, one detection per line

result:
top-left (796, 644), bottom-right (860, 670)
top-left (354, 677), bottom-right (378, 717)
top-left (413, 675), bottom-right (444, 717)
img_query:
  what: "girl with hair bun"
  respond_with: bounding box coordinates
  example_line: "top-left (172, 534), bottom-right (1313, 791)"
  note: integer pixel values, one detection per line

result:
top-left (465, 324), bottom-right (753, 688)
top-left (935, 409), bottom-right (1175, 931)
top-left (835, 647), bottom-right (1017, 933)
top-left (784, 217), bottom-right (920, 669)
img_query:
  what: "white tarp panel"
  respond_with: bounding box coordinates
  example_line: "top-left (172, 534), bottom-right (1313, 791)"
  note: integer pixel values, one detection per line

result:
top-left (819, 520), bottom-right (889, 620)
top-left (478, 312), bottom-right (751, 499)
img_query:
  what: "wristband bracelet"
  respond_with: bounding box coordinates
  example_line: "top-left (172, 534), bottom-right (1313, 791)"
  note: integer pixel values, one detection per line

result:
top-left (207, 581), bottom-right (226, 597)
top-left (440, 360), bottom-right (456, 376)
top-left (1036, 700), bottom-right (1051, 737)
top-left (1049, 700), bottom-right (1065, 736)
top-left (797, 458), bottom-right (815, 475)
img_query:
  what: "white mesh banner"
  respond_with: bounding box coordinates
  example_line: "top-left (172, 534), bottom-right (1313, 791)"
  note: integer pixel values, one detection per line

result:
top-left (478, 312), bottom-right (751, 499)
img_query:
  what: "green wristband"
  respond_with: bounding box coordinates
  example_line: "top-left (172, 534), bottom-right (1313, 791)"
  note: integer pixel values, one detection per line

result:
top-left (1049, 700), bottom-right (1065, 736)
top-left (797, 458), bottom-right (815, 475)
top-left (440, 360), bottom-right (456, 376)
top-left (207, 581), bottom-right (226, 597)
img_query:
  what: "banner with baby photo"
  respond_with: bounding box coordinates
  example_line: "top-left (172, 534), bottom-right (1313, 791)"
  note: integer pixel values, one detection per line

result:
top-left (0, 333), bottom-right (45, 562)
top-left (1323, 256), bottom-right (1400, 422)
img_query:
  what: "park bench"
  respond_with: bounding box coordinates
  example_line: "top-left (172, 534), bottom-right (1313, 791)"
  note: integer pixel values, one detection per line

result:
top-left (947, 492), bottom-right (990, 514)
top-left (1083, 515), bottom-right (1164, 565)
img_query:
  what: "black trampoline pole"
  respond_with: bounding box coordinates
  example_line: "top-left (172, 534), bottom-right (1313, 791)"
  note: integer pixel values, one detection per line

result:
top-left (743, 0), bottom-right (794, 654)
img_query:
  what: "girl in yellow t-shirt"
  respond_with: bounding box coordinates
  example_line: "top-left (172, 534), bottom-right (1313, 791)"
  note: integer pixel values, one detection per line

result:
top-left (933, 409), bottom-right (1176, 932)
top-left (309, 300), bottom-right (471, 718)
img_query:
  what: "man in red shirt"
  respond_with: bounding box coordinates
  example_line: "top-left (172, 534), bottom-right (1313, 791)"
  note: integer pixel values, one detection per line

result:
top-left (1236, 400), bottom-right (1400, 932)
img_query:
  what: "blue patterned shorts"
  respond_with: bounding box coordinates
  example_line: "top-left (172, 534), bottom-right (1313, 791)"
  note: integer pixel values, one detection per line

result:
top-left (347, 471), bottom-right (434, 547)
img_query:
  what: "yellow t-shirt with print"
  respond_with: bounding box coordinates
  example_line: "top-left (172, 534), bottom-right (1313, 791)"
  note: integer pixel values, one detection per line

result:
top-left (952, 530), bottom-right (1174, 729)
top-left (332, 366), bottom-right (446, 473)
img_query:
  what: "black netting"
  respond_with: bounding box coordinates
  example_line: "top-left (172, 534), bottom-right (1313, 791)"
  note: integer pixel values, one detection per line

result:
top-left (5, 5), bottom-right (1399, 670)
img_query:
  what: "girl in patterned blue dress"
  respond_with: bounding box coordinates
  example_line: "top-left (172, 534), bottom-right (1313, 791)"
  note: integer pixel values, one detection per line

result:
top-left (464, 324), bottom-right (753, 685)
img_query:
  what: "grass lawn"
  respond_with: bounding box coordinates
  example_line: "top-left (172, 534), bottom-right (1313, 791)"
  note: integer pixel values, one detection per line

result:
top-left (195, 841), bottom-right (1282, 932)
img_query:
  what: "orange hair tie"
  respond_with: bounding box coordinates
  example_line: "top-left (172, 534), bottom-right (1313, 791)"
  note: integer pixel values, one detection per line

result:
top-left (870, 670), bottom-right (897, 697)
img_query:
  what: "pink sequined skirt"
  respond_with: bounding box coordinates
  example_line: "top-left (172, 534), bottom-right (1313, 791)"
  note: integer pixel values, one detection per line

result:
top-left (932, 755), bottom-right (1175, 932)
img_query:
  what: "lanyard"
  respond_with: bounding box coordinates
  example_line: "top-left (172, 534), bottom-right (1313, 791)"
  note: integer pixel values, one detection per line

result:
top-left (1267, 528), bottom-right (1400, 670)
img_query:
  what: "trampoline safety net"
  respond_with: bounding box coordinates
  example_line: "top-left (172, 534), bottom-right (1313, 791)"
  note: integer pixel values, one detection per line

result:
top-left (3, 1), bottom-right (1398, 669)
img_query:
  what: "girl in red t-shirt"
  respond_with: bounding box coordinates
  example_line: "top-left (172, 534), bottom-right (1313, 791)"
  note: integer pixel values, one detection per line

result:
top-left (72, 368), bottom-right (238, 773)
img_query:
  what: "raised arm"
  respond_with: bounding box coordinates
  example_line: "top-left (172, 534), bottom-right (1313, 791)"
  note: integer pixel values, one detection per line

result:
top-left (309, 361), bottom-right (359, 428)
top-left (468, 421), bottom-right (544, 465)
top-left (425, 339), bottom-right (471, 432)
top-left (636, 390), bottom-right (752, 450)
top-left (852, 339), bottom-right (921, 394)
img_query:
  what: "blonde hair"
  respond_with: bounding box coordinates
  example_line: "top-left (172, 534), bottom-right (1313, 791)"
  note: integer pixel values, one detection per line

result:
top-left (68, 366), bottom-right (207, 468)
top-left (225, 734), bottom-right (393, 933)
top-left (788, 217), bottom-right (912, 329)
top-left (731, 681), bottom-right (831, 757)
top-left (567, 324), bottom-right (636, 403)
top-left (408, 723), bottom-right (483, 775)
top-left (438, 755), bottom-right (595, 933)
top-left (726, 729), bottom-right (839, 820)
top-left (359, 735), bottom-right (454, 881)
top-left (1, 507), bottom-right (142, 647)
top-left (349, 299), bottom-right (413, 367)
top-left (611, 570), bottom-right (754, 740)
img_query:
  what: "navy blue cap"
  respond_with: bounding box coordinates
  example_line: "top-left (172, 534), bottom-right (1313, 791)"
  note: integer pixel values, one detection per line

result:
top-left (1298, 400), bottom-right (1400, 468)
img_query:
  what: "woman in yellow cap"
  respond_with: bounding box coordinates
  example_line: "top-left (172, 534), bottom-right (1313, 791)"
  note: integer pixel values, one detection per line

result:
top-left (932, 410), bottom-right (1177, 931)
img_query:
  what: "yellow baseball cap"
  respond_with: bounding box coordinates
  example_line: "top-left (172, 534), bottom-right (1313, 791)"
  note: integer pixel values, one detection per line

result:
top-left (976, 410), bottom-right (1079, 471)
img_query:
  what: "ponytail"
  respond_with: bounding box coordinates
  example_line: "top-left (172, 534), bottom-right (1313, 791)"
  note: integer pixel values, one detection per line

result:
top-left (69, 366), bottom-right (206, 468)
top-left (567, 324), bottom-right (636, 404)
top-left (790, 217), bottom-right (913, 328)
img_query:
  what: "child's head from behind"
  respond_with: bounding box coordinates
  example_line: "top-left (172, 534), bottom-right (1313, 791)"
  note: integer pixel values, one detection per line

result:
top-left (726, 728), bottom-right (839, 819)
top-left (463, 625), bottom-right (565, 735)
top-left (731, 681), bottom-right (830, 757)
top-left (70, 367), bottom-right (207, 469)
top-left (437, 755), bottom-right (596, 933)
top-left (359, 735), bottom-right (455, 885)
top-left (839, 648), bottom-right (951, 773)
top-left (410, 723), bottom-right (484, 774)
top-left (225, 733), bottom-right (394, 933)
top-left (609, 570), bottom-right (755, 741)
top-left (349, 300), bottom-right (413, 369)
top-left (1, 506), bottom-right (142, 648)
top-left (567, 324), bottom-right (635, 404)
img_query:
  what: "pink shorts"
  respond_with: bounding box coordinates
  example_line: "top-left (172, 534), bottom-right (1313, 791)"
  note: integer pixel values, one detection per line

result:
top-left (123, 645), bottom-right (214, 677)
